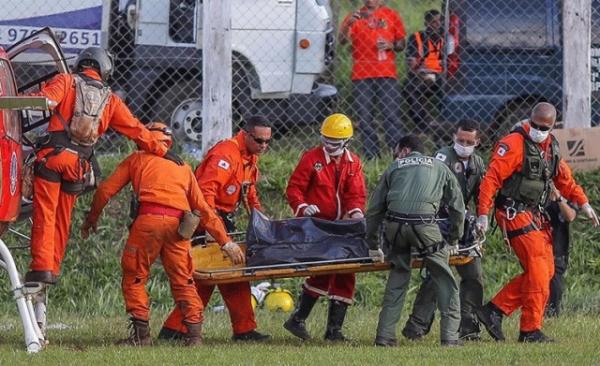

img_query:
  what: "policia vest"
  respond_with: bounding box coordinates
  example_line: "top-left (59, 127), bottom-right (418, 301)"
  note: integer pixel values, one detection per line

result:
top-left (496, 127), bottom-right (560, 210)
top-left (33, 74), bottom-right (109, 195)
top-left (435, 146), bottom-right (485, 208)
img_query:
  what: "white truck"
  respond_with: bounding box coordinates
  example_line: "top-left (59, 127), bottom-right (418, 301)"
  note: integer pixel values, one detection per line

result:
top-left (0, 0), bottom-right (336, 142)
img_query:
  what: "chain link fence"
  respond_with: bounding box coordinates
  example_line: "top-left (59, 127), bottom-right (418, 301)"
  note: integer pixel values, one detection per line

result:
top-left (2, 0), bottom-right (600, 157)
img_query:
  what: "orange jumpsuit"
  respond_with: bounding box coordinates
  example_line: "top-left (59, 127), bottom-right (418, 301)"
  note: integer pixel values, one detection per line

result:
top-left (478, 123), bottom-right (589, 332)
top-left (162, 131), bottom-right (261, 335)
top-left (30, 69), bottom-right (167, 277)
top-left (87, 151), bottom-right (230, 323)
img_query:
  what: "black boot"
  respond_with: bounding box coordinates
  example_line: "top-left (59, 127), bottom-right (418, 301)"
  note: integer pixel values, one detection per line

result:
top-left (518, 330), bottom-right (554, 343)
top-left (324, 300), bottom-right (349, 342)
top-left (476, 302), bottom-right (505, 341)
top-left (284, 292), bottom-right (317, 340)
top-left (157, 327), bottom-right (185, 341)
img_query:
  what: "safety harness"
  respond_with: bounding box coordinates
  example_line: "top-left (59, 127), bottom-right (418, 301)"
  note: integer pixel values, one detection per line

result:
top-left (495, 127), bottom-right (560, 239)
top-left (33, 74), bottom-right (109, 195)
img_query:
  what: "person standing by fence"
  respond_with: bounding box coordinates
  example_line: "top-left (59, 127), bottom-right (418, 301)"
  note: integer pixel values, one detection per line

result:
top-left (339, 0), bottom-right (406, 159)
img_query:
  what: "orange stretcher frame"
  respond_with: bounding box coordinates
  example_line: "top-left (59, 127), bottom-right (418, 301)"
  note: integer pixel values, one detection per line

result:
top-left (192, 243), bottom-right (473, 285)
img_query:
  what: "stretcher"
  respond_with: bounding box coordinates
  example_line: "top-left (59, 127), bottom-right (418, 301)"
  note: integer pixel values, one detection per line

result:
top-left (192, 242), bottom-right (475, 285)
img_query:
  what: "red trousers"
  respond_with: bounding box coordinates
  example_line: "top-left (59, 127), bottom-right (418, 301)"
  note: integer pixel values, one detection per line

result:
top-left (30, 149), bottom-right (84, 275)
top-left (162, 281), bottom-right (256, 335)
top-left (123, 214), bottom-right (203, 323)
top-left (303, 274), bottom-right (356, 304)
top-left (492, 209), bottom-right (554, 332)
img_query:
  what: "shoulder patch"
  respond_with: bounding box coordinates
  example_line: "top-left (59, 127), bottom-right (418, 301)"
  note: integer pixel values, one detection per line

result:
top-left (217, 159), bottom-right (230, 170)
top-left (496, 143), bottom-right (509, 157)
top-left (435, 153), bottom-right (447, 162)
top-left (314, 162), bottom-right (323, 172)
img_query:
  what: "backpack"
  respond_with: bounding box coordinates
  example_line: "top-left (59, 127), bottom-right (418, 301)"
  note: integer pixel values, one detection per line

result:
top-left (68, 74), bottom-right (111, 146)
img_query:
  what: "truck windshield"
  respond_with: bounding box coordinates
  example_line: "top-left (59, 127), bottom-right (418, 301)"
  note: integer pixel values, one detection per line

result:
top-left (464, 0), bottom-right (549, 49)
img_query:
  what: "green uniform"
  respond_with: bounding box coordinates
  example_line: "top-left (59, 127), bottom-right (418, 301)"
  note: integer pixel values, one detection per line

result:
top-left (366, 151), bottom-right (465, 342)
top-left (404, 146), bottom-right (486, 339)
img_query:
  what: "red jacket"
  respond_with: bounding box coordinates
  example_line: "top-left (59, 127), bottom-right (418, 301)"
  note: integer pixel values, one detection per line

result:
top-left (286, 147), bottom-right (366, 220)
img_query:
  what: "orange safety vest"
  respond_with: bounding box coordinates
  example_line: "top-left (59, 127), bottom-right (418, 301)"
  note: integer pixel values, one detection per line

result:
top-left (414, 31), bottom-right (443, 74)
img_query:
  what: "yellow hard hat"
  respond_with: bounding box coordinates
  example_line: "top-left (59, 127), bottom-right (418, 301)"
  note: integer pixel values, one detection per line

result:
top-left (321, 113), bottom-right (353, 139)
top-left (251, 294), bottom-right (258, 310)
top-left (263, 288), bottom-right (294, 313)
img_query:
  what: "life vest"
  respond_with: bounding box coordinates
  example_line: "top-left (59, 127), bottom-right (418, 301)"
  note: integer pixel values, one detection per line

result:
top-left (499, 127), bottom-right (560, 208)
top-left (414, 31), bottom-right (444, 74)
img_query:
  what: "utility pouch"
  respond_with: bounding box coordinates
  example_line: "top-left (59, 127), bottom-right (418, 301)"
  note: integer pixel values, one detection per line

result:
top-left (129, 195), bottom-right (140, 220)
top-left (178, 210), bottom-right (201, 239)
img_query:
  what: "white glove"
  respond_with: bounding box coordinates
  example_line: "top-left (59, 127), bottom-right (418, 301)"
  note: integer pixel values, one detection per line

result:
top-left (448, 244), bottom-right (460, 256)
top-left (222, 241), bottom-right (245, 265)
top-left (303, 204), bottom-right (320, 217)
top-left (369, 248), bottom-right (385, 263)
top-left (582, 203), bottom-right (600, 227)
top-left (476, 215), bottom-right (489, 234)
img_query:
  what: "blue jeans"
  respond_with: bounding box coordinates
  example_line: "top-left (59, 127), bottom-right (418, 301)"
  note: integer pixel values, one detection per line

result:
top-left (352, 78), bottom-right (403, 159)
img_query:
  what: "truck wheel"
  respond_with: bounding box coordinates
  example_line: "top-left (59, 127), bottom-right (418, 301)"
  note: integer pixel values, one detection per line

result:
top-left (152, 78), bottom-right (203, 142)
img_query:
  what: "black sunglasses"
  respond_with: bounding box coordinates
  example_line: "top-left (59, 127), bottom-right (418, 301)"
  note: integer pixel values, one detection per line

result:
top-left (250, 133), bottom-right (271, 145)
top-left (530, 121), bottom-right (552, 132)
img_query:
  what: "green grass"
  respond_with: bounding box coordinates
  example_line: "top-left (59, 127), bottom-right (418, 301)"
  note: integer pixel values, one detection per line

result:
top-left (2, 309), bottom-right (600, 364)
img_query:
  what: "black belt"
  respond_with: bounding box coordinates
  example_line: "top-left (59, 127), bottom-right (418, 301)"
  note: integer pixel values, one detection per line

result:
top-left (386, 211), bottom-right (443, 224)
top-left (37, 131), bottom-right (94, 160)
top-left (506, 223), bottom-right (539, 240)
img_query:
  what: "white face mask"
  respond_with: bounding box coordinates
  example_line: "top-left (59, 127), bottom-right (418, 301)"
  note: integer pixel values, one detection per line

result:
top-left (528, 127), bottom-right (550, 143)
top-left (453, 142), bottom-right (475, 158)
top-left (321, 136), bottom-right (347, 156)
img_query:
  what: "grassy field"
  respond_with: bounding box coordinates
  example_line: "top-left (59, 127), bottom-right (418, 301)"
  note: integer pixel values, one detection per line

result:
top-left (2, 309), bottom-right (600, 365)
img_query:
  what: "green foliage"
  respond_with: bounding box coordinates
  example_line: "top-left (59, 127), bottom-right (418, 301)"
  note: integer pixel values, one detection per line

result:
top-left (2, 151), bottom-right (600, 317)
top-left (2, 311), bottom-right (600, 364)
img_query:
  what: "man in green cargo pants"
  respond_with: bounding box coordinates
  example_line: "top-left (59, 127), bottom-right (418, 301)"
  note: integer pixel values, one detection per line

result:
top-left (403, 119), bottom-right (486, 341)
top-left (366, 135), bottom-right (465, 347)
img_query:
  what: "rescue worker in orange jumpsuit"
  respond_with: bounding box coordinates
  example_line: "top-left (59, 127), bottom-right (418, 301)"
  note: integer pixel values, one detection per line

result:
top-left (284, 114), bottom-right (367, 341)
top-left (81, 123), bottom-right (236, 346)
top-left (476, 102), bottom-right (599, 343)
top-left (25, 47), bottom-right (182, 285)
top-left (158, 115), bottom-right (272, 342)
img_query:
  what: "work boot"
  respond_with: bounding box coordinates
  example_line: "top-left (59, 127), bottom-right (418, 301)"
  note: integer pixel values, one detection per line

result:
top-left (183, 322), bottom-right (203, 346)
top-left (284, 292), bottom-right (318, 340)
top-left (476, 302), bottom-right (505, 341)
top-left (232, 330), bottom-right (271, 342)
top-left (25, 271), bottom-right (58, 285)
top-left (441, 339), bottom-right (463, 347)
top-left (401, 324), bottom-right (427, 341)
top-left (116, 318), bottom-right (152, 346)
top-left (459, 317), bottom-right (481, 341)
top-left (324, 300), bottom-right (349, 342)
top-left (518, 330), bottom-right (555, 343)
top-left (374, 336), bottom-right (397, 347)
top-left (157, 327), bottom-right (184, 341)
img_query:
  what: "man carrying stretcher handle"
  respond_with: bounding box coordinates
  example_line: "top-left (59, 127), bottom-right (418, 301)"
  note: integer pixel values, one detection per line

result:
top-left (284, 114), bottom-right (367, 342)
top-left (159, 115), bottom-right (271, 342)
top-left (81, 123), bottom-right (234, 346)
